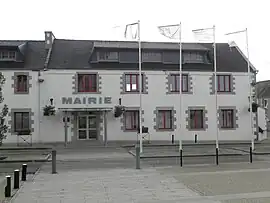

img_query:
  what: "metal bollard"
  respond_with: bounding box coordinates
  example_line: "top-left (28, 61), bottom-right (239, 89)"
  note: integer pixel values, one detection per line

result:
top-left (171, 134), bottom-right (174, 144)
top-left (195, 134), bottom-right (198, 143)
top-left (250, 146), bottom-right (253, 163)
top-left (135, 145), bottom-right (140, 169)
top-left (21, 164), bottom-right (27, 181)
top-left (216, 148), bottom-right (219, 165)
top-left (52, 150), bottom-right (57, 174)
top-left (180, 149), bottom-right (183, 167)
top-left (5, 176), bottom-right (11, 197)
top-left (14, 169), bottom-right (20, 189)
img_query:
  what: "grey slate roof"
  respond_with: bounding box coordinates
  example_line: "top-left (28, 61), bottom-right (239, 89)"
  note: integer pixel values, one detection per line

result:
top-left (0, 40), bottom-right (26, 47)
top-left (46, 39), bottom-right (254, 73)
top-left (48, 39), bottom-right (94, 70)
top-left (0, 38), bottom-right (256, 73)
top-left (93, 41), bottom-right (209, 50)
top-left (256, 80), bottom-right (270, 98)
top-left (0, 40), bottom-right (47, 70)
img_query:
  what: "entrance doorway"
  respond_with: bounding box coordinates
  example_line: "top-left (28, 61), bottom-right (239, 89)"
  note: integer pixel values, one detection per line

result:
top-left (77, 115), bottom-right (98, 140)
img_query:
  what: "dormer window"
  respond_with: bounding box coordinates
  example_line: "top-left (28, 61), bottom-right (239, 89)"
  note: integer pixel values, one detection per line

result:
top-left (183, 52), bottom-right (206, 64)
top-left (98, 51), bottom-right (119, 62)
top-left (0, 51), bottom-right (16, 60)
top-left (142, 52), bottom-right (162, 62)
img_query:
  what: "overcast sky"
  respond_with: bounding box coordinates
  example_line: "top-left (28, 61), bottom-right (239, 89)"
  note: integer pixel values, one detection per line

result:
top-left (1, 0), bottom-right (268, 81)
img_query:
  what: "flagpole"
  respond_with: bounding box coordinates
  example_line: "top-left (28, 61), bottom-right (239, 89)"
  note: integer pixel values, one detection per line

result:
top-left (245, 28), bottom-right (254, 151)
top-left (213, 25), bottom-right (219, 150)
top-left (225, 28), bottom-right (254, 150)
top-left (178, 22), bottom-right (183, 151)
top-left (138, 20), bottom-right (143, 153)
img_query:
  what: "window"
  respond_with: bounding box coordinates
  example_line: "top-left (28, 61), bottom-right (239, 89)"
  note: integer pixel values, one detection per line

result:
top-left (14, 112), bottom-right (30, 133)
top-left (189, 110), bottom-right (204, 129)
top-left (157, 110), bottom-right (172, 130)
top-left (98, 52), bottom-right (118, 61)
top-left (183, 52), bottom-right (204, 64)
top-left (0, 51), bottom-right (16, 60)
top-left (125, 74), bottom-right (144, 92)
top-left (217, 75), bottom-right (231, 92)
top-left (142, 52), bottom-right (162, 62)
top-left (170, 74), bottom-right (188, 92)
top-left (16, 75), bottom-right (28, 93)
top-left (124, 110), bottom-right (139, 130)
top-left (264, 99), bottom-right (268, 108)
top-left (78, 74), bottom-right (97, 92)
top-left (220, 109), bottom-right (234, 128)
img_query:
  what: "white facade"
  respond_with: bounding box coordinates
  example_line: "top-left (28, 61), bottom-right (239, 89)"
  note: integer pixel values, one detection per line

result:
top-left (2, 69), bottom-right (259, 144)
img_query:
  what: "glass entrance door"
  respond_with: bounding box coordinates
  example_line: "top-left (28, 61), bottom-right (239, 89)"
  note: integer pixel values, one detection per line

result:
top-left (78, 115), bottom-right (98, 140)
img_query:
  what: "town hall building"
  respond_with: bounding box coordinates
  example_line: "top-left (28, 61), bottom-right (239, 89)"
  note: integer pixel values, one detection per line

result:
top-left (0, 31), bottom-right (267, 145)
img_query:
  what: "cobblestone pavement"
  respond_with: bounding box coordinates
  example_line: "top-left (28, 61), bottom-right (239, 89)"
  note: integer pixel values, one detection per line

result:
top-left (10, 147), bottom-right (270, 203)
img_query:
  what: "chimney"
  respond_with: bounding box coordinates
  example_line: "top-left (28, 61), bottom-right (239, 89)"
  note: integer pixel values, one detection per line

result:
top-left (45, 31), bottom-right (55, 49)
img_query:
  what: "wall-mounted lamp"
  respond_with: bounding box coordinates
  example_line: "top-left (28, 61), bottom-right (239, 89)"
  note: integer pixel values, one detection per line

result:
top-left (50, 98), bottom-right (54, 106)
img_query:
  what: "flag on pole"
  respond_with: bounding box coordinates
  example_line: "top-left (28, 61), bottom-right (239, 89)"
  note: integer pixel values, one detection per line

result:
top-left (124, 21), bottom-right (143, 153)
top-left (192, 27), bottom-right (214, 42)
top-left (158, 23), bottom-right (183, 153)
top-left (157, 24), bottom-right (180, 39)
top-left (193, 26), bottom-right (220, 152)
top-left (124, 22), bottom-right (139, 39)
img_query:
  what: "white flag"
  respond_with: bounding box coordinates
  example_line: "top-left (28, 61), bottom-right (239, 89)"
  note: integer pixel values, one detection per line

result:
top-left (124, 23), bottom-right (138, 39)
top-left (157, 24), bottom-right (180, 39)
top-left (192, 27), bottom-right (214, 42)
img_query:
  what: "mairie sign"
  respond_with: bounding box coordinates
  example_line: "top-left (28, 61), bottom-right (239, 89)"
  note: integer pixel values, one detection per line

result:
top-left (61, 96), bottom-right (112, 105)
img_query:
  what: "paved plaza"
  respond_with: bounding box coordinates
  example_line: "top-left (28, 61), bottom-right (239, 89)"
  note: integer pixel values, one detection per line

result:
top-left (6, 145), bottom-right (270, 202)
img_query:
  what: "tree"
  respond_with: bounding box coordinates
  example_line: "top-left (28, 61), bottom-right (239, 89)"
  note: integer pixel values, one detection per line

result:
top-left (0, 72), bottom-right (8, 146)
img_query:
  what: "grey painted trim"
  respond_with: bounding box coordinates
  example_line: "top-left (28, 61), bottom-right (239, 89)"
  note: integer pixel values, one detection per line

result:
top-left (120, 72), bottom-right (148, 94)
top-left (217, 106), bottom-right (239, 130)
top-left (185, 106), bottom-right (208, 131)
top-left (120, 107), bottom-right (145, 132)
top-left (166, 73), bottom-right (193, 94)
top-left (97, 113), bottom-right (103, 141)
top-left (8, 108), bottom-right (34, 135)
top-left (253, 114), bottom-right (258, 138)
top-left (210, 74), bottom-right (236, 95)
top-left (103, 111), bottom-right (108, 145)
top-left (153, 107), bottom-right (176, 131)
top-left (12, 72), bottom-right (32, 94)
top-left (71, 112), bottom-right (77, 142)
top-left (72, 72), bottom-right (101, 94)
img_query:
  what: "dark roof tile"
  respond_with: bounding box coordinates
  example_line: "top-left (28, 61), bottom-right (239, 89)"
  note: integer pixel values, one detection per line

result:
top-left (47, 39), bottom-right (94, 69)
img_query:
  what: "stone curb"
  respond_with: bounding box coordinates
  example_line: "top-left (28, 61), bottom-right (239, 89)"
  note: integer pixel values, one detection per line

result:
top-left (228, 147), bottom-right (270, 155)
top-left (128, 150), bottom-right (247, 159)
top-left (0, 147), bottom-right (52, 151)
top-left (121, 142), bottom-right (267, 148)
top-left (0, 154), bottom-right (51, 163)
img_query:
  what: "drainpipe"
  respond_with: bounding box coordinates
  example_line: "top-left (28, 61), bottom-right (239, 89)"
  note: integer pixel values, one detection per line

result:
top-left (254, 70), bottom-right (259, 140)
top-left (38, 71), bottom-right (41, 143)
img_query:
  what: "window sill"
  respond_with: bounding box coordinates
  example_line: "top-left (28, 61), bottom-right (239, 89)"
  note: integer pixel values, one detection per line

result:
top-left (16, 131), bottom-right (32, 135)
top-left (14, 91), bottom-right (29, 94)
top-left (75, 91), bottom-right (101, 94)
top-left (217, 91), bottom-right (234, 94)
top-left (121, 91), bottom-right (148, 94)
top-left (188, 128), bottom-right (206, 131)
top-left (167, 91), bottom-right (192, 94)
top-left (220, 127), bottom-right (236, 130)
top-left (156, 128), bottom-right (174, 132)
top-left (123, 129), bottom-right (138, 132)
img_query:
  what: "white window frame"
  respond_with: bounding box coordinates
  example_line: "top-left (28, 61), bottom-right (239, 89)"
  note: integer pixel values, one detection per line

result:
top-left (0, 51), bottom-right (16, 60)
top-left (98, 51), bottom-right (119, 61)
